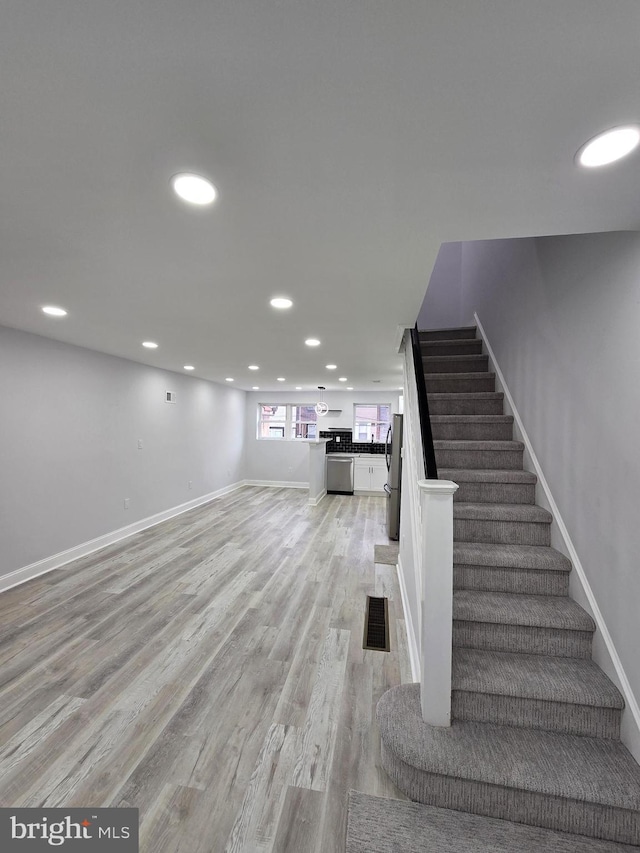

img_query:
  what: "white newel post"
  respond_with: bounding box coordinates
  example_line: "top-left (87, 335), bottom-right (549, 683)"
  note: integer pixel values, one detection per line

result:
top-left (418, 479), bottom-right (459, 726)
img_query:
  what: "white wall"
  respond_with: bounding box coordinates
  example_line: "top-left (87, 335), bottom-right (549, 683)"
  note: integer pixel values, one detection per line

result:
top-left (416, 241), bottom-right (463, 330)
top-left (244, 389), bottom-right (402, 484)
top-left (458, 232), bottom-right (640, 733)
top-left (0, 326), bottom-right (246, 578)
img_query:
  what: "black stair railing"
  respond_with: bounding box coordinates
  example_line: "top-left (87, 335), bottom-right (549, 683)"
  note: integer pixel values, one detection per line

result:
top-left (411, 324), bottom-right (438, 479)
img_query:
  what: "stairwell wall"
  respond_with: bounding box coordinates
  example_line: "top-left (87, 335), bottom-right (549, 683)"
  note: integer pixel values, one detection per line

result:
top-left (457, 232), bottom-right (640, 753)
top-left (416, 241), bottom-right (463, 330)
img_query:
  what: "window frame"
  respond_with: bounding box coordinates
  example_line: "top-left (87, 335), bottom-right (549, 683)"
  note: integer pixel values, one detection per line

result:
top-left (256, 403), bottom-right (289, 441)
top-left (290, 404), bottom-right (318, 440)
top-left (353, 403), bottom-right (392, 443)
top-left (256, 403), bottom-right (320, 441)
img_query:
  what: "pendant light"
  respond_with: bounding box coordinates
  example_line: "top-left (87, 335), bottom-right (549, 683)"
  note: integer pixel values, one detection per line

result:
top-left (315, 386), bottom-right (329, 416)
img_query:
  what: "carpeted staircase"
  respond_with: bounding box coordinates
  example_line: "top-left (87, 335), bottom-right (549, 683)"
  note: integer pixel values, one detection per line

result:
top-left (377, 326), bottom-right (640, 847)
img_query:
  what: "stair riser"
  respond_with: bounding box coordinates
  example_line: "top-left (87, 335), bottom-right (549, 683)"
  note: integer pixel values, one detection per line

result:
top-left (436, 449), bottom-right (523, 469)
top-left (454, 565), bottom-right (570, 596)
top-left (422, 340), bottom-right (483, 356)
top-left (426, 375), bottom-right (495, 394)
top-left (380, 744), bottom-right (639, 845)
top-left (423, 356), bottom-right (489, 373)
top-left (452, 482), bottom-right (535, 504)
top-left (452, 692), bottom-right (621, 739)
top-left (419, 328), bottom-right (477, 341)
top-left (453, 621), bottom-right (593, 658)
top-left (428, 396), bottom-right (505, 415)
top-left (431, 423), bottom-right (514, 441)
top-left (454, 519), bottom-right (550, 546)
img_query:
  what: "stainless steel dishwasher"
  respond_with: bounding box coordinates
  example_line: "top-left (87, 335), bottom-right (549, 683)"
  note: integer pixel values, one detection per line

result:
top-left (326, 455), bottom-right (354, 495)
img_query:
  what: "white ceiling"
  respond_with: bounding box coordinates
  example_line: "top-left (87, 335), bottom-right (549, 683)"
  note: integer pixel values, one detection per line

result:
top-left (1, 0), bottom-right (639, 391)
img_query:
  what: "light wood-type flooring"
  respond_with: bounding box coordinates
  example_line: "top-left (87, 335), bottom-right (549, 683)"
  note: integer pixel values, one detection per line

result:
top-left (0, 486), bottom-right (410, 851)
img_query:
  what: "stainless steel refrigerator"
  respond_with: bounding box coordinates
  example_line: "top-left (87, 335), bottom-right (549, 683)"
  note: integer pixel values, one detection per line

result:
top-left (385, 413), bottom-right (403, 540)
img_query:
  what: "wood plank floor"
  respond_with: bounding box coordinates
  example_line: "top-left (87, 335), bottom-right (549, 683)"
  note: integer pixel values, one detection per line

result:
top-left (0, 486), bottom-right (410, 851)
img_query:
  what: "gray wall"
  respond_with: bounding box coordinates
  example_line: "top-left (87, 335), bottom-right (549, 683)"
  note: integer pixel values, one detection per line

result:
top-left (244, 390), bottom-right (402, 484)
top-left (0, 326), bottom-right (246, 576)
top-left (416, 241), bottom-right (463, 329)
top-left (458, 232), bottom-right (640, 706)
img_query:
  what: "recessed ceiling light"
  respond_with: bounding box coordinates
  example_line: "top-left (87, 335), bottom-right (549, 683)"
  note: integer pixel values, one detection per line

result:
top-left (338, 377), bottom-right (347, 382)
top-left (347, 386), bottom-right (353, 390)
top-left (270, 297), bottom-right (293, 309)
top-left (576, 125), bottom-right (640, 167)
top-left (248, 365), bottom-right (259, 370)
top-left (184, 365), bottom-right (195, 371)
top-left (171, 173), bottom-right (217, 205)
top-left (42, 305), bottom-right (67, 317)
top-left (305, 338), bottom-right (321, 347)
top-left (295, 386), bottom-right (302, 390)
top-left (252, 386), bottom-right (259, 390)
top-left (326, 364), bottom-right (337, 370)
top-left (225, 377), bottom-right (234, 382)
top-left (142, 341), bottom-right (158, 349)
top-left (277, 377), bottom-right (286, 382)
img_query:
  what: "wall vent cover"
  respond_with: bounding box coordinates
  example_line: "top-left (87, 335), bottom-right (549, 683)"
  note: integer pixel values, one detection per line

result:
top-left (363, 595), bottom-right (390, 652)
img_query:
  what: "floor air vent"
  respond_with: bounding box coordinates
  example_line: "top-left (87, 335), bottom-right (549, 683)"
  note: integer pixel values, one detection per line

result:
top-left (363, 596), bottom-right (390, 652)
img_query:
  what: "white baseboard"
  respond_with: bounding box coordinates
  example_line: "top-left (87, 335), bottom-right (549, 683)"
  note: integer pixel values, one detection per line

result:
top-left (308, 489), bottom-right (327, 506)
top-left (0, 481), bottom-right (246, 596)
top-left (475, 312), bottom-right (640, 762)
top-left (244, 480), bottom-right (308, 489)
top-left (396, 555), bottom-right (420, 683)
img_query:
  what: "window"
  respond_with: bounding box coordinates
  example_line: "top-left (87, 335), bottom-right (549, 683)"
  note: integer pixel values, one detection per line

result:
top-left (354, 403), bottom-right (391, 443)
top-left (258, 404), bottom-right (287, 439)
top-left (257, 404), bottom-right (318, 440)
top-left (291, 405), bottom-right (317, 439)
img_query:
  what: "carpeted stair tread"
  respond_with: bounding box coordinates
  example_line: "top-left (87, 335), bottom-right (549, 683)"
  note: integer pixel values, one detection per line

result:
top-left (426, 371), bottom-right (496, 382)
top-left (346, 791), bottom-right (639, 853)
top-left (419, 326), bottom-right (477, 340)
top-left (431, 415), bottom-right (514, 424)
top-left (452, 648), bottom-right (624, 709)
top-left (454, 590), bottom-right (595, 632)
top-left (376, 684), bottom-right (640, 812)
top-left (434, 439), bottom-right (524, 451)
top-left (453, 502), bottom-right (551, 523)
top-left (428, 392), bottom-right (504, 402)
top-left (453, 542), bottom-right (571, 572)
top-left (424, 354), bottom-right (487, 363)
top-left (442, 468), bottom-right (536, 484)
top-left (427, 392), bottom-right (505, 415)
top-left (422, 338), bottom-right (483, 355)
top-left (423, 354), bottom-right (489, 372)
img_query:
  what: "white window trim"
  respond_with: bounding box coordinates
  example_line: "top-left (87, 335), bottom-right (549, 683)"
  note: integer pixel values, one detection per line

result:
top-left (353, 402), bottom-right (392, 441)
top-left (257, 403), bottom-right (320, 440)
top-left (257, 403), bottom-right (288, 440)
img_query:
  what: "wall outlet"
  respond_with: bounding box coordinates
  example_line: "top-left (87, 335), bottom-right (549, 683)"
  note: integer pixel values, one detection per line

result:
top-left (336, 436), bottom-right (340, 442)
top-left (124, 498), bottom-right (130, 509)
top-left (137, 439), bottom-right (143, 450)
top-left (188, 480), bottom-right (193, 490)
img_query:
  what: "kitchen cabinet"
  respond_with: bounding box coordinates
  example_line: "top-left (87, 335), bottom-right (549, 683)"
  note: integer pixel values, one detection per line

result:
top-left (354, 456), bottom-right (387, 493)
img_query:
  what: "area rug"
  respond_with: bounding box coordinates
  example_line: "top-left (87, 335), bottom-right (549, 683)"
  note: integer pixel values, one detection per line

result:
top-left (374, 543), bottom-right (399, 565)
top-left (345, 791), bottom-right (637, 853)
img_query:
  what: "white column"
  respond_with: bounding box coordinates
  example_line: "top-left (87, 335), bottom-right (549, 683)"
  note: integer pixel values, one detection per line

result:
top-left (418, 479), bottom-right (459, 726)
top-left (308, 440), bottom-right (330, 505)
